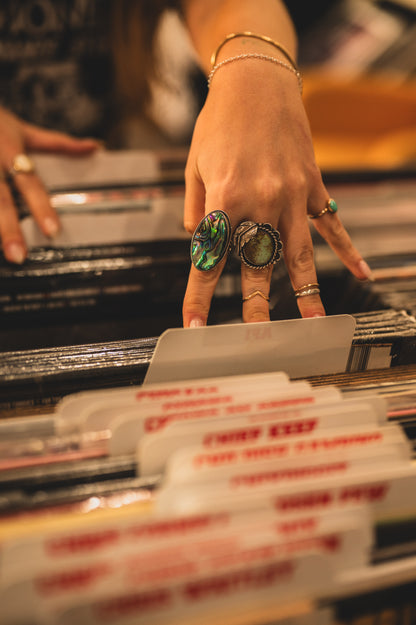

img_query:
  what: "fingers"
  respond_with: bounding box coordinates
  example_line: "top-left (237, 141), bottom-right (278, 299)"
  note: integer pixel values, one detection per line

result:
top-left (0, 156), bottom-right (60, 263)
top-left (279, 207), bottom-right (326, 319)
top-left (12, 168), bottom-right (60, 238)
top-left (241, 265), bottom-right (273, 323)
top-left (0, 108), bottom-right (102, 264)
top-left (0, 177), bottom-right (27, 264)
top-left (183, 154), bottom-right (227, 327)
top-left (308, 193), bottom-right (373, 281)
top-left (183, 259), bottom-right (227, 328)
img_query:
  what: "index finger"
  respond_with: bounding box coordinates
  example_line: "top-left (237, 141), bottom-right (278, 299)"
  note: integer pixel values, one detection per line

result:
top-left (183, 209), bottom-right (232, 327)
top-left (183, 258), bottom-right (228, 327)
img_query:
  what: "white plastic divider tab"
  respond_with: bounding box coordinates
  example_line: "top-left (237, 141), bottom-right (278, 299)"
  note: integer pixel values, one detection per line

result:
top-left (108, 384), bottom-right (341, 457)
top-left (163, 424), bottom-right (410, 487)
top-left (136, 396), bottom-right (389, 476)
top-left (156, 461), bottom-right (416, 519)
top-left (144, 315), bottom-right (356, 384)
top-left (76, 371), bottom-right (291, 435)
top-left (55, 371), bottom-right (290, 435)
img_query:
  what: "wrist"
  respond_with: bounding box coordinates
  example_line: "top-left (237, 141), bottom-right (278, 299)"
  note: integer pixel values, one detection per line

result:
top-left (212, 32), bottom-right (298, 69)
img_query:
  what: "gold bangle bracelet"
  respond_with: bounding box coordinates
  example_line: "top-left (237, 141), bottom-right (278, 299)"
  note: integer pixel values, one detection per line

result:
top-left (210, 31), bottom-right (298, 71)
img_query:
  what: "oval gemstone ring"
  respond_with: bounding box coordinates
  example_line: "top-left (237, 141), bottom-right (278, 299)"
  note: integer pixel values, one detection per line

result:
top-left (190, 210), bottom-right (232, 271)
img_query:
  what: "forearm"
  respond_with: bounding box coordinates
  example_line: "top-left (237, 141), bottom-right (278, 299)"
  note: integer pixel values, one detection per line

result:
top-left (181, 0), bottom-right (297, 73)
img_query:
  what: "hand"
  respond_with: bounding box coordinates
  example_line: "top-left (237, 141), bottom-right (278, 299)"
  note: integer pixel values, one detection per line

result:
top-left (0, 107), bottom-right (100, 264)
top-left (182, 59), bottom-right (372, 327)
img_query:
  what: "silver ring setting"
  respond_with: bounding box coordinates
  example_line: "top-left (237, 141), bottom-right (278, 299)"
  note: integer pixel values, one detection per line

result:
top-left (233, 221), bottom-right (282, 270)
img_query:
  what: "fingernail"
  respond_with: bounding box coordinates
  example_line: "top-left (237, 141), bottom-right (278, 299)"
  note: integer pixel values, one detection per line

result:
top-left (6, 243), bottom-right (25, 264)
top-left (313, 312), bottom-right (325, 317)
top-left (358, 259), bottom-right (374, 281)
top-left (86, 138), bottom-right (106, 149)
top-left (43, 217), bottom-right (59, 237)
top-left (189, 318), bottom-right (205, 328)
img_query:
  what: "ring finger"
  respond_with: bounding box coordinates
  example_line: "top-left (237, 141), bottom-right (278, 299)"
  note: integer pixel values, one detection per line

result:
top-left (279, 210), bottom-right (326, 318)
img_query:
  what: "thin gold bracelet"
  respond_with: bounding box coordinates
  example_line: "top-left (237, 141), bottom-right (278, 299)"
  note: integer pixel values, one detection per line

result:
top-left (210, 31), bottom-right (298, 71)
top-left (208, 53), bottom-right (303, 93)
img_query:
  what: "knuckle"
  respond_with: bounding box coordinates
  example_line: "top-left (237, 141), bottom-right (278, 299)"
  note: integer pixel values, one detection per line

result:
top-left (327, 216), bottom-right (347, 239)
top-left (243, 309), bottom-right (270, 323)
top-left (182, 297), bottom-right (210, 321)
top-left (287, 242), bottom-right (315, 273)
top-left (284, 170), bottom-right (307, 198)
top-left (208, 178), bottom-right (243, 213)
top-left (0, 185), bottom-right (12, 206)
top-left (297, 299), bottom-right (326, 318)
top-left (254, 177), bottom-right (283, 208)
top-left (307, 162), bottom-right (323, 186)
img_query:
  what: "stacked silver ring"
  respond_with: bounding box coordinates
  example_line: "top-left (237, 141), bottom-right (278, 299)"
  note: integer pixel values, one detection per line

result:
top-left (294, 283), bottom-right (320, 298)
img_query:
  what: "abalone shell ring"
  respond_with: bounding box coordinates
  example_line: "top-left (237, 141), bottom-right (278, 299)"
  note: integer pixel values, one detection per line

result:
top-left (191, 209), bottom-right (232, 271)
top-left (9, 154), bottom-right (36, 177)
top-left (233, 221), bottom-right (283, 270)
top-left (309, 198), bottom-right (338, 219)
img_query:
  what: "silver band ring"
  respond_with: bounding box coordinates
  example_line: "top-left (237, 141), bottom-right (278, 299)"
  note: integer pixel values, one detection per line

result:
top-left (294, 283), bottom-right (320, 298)
top-left (9, 154), bottom-right (36, 177)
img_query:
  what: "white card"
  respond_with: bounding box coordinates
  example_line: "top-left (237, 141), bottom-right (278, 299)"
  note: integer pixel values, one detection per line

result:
top-left (32, 150), bottom-right (159, 190)
top-left (144, 315), bottom-right (356, 383)
top-left (71, 371), bottom-right (291, 435)
top-left (108, 385), bottom-right (340, 457)
top-left (156, 461), bottom-right (416, 519)
top-left (137, 396), bottom-right (386, 475)
top-left (164, 424), bottom-right (409, 486)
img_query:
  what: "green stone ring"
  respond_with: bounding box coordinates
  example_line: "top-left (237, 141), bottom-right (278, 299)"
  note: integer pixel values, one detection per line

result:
top-left (233, 221), bottom-right (283, 270)
top-left (309, 198), bottom-right (338, 219)
top-left (191, 210), bottom-right (232, 271)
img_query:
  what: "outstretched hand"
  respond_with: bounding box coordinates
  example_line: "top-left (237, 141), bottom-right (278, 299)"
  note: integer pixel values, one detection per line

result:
top-left (182, 57), bottom-right (372, 327)
top-left (0, 107), bottom-right (100, 264)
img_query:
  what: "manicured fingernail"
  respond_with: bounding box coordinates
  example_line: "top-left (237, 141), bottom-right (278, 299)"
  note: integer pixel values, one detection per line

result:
top-left (189, 318), bottom-right (204, 328)
top-left (43, 217), bottom-right (59, 237)
top-left (358, 259), bottom-right (374, 281)
top-left (7, 243), bottom-right (25, 264)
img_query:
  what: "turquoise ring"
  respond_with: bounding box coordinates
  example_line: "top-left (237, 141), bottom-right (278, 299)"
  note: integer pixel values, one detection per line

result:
top-left (191, 210), bottom-right (232, 271)
top-left (309, 198), bottom-right (338, 219)
top-left (233, 221), bottom-right (283, 270)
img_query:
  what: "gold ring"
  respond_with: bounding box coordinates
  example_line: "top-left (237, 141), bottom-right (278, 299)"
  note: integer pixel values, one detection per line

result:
top-left (309, 198), bottom-right (338, 220)
top-left (9, 153), bottom-right (35, 177)
top-left (242, 290), bottom-right (270, 302)
top-left (294, 283), bottom-right (320, 298)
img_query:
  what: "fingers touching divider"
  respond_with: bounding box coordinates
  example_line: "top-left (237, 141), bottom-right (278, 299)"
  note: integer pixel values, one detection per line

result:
top-left (187, 209), bottom-right (284, 327)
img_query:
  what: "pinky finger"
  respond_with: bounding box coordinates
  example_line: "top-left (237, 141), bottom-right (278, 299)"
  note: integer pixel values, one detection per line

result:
top-left (310, 207), bottom-right (373, 281)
